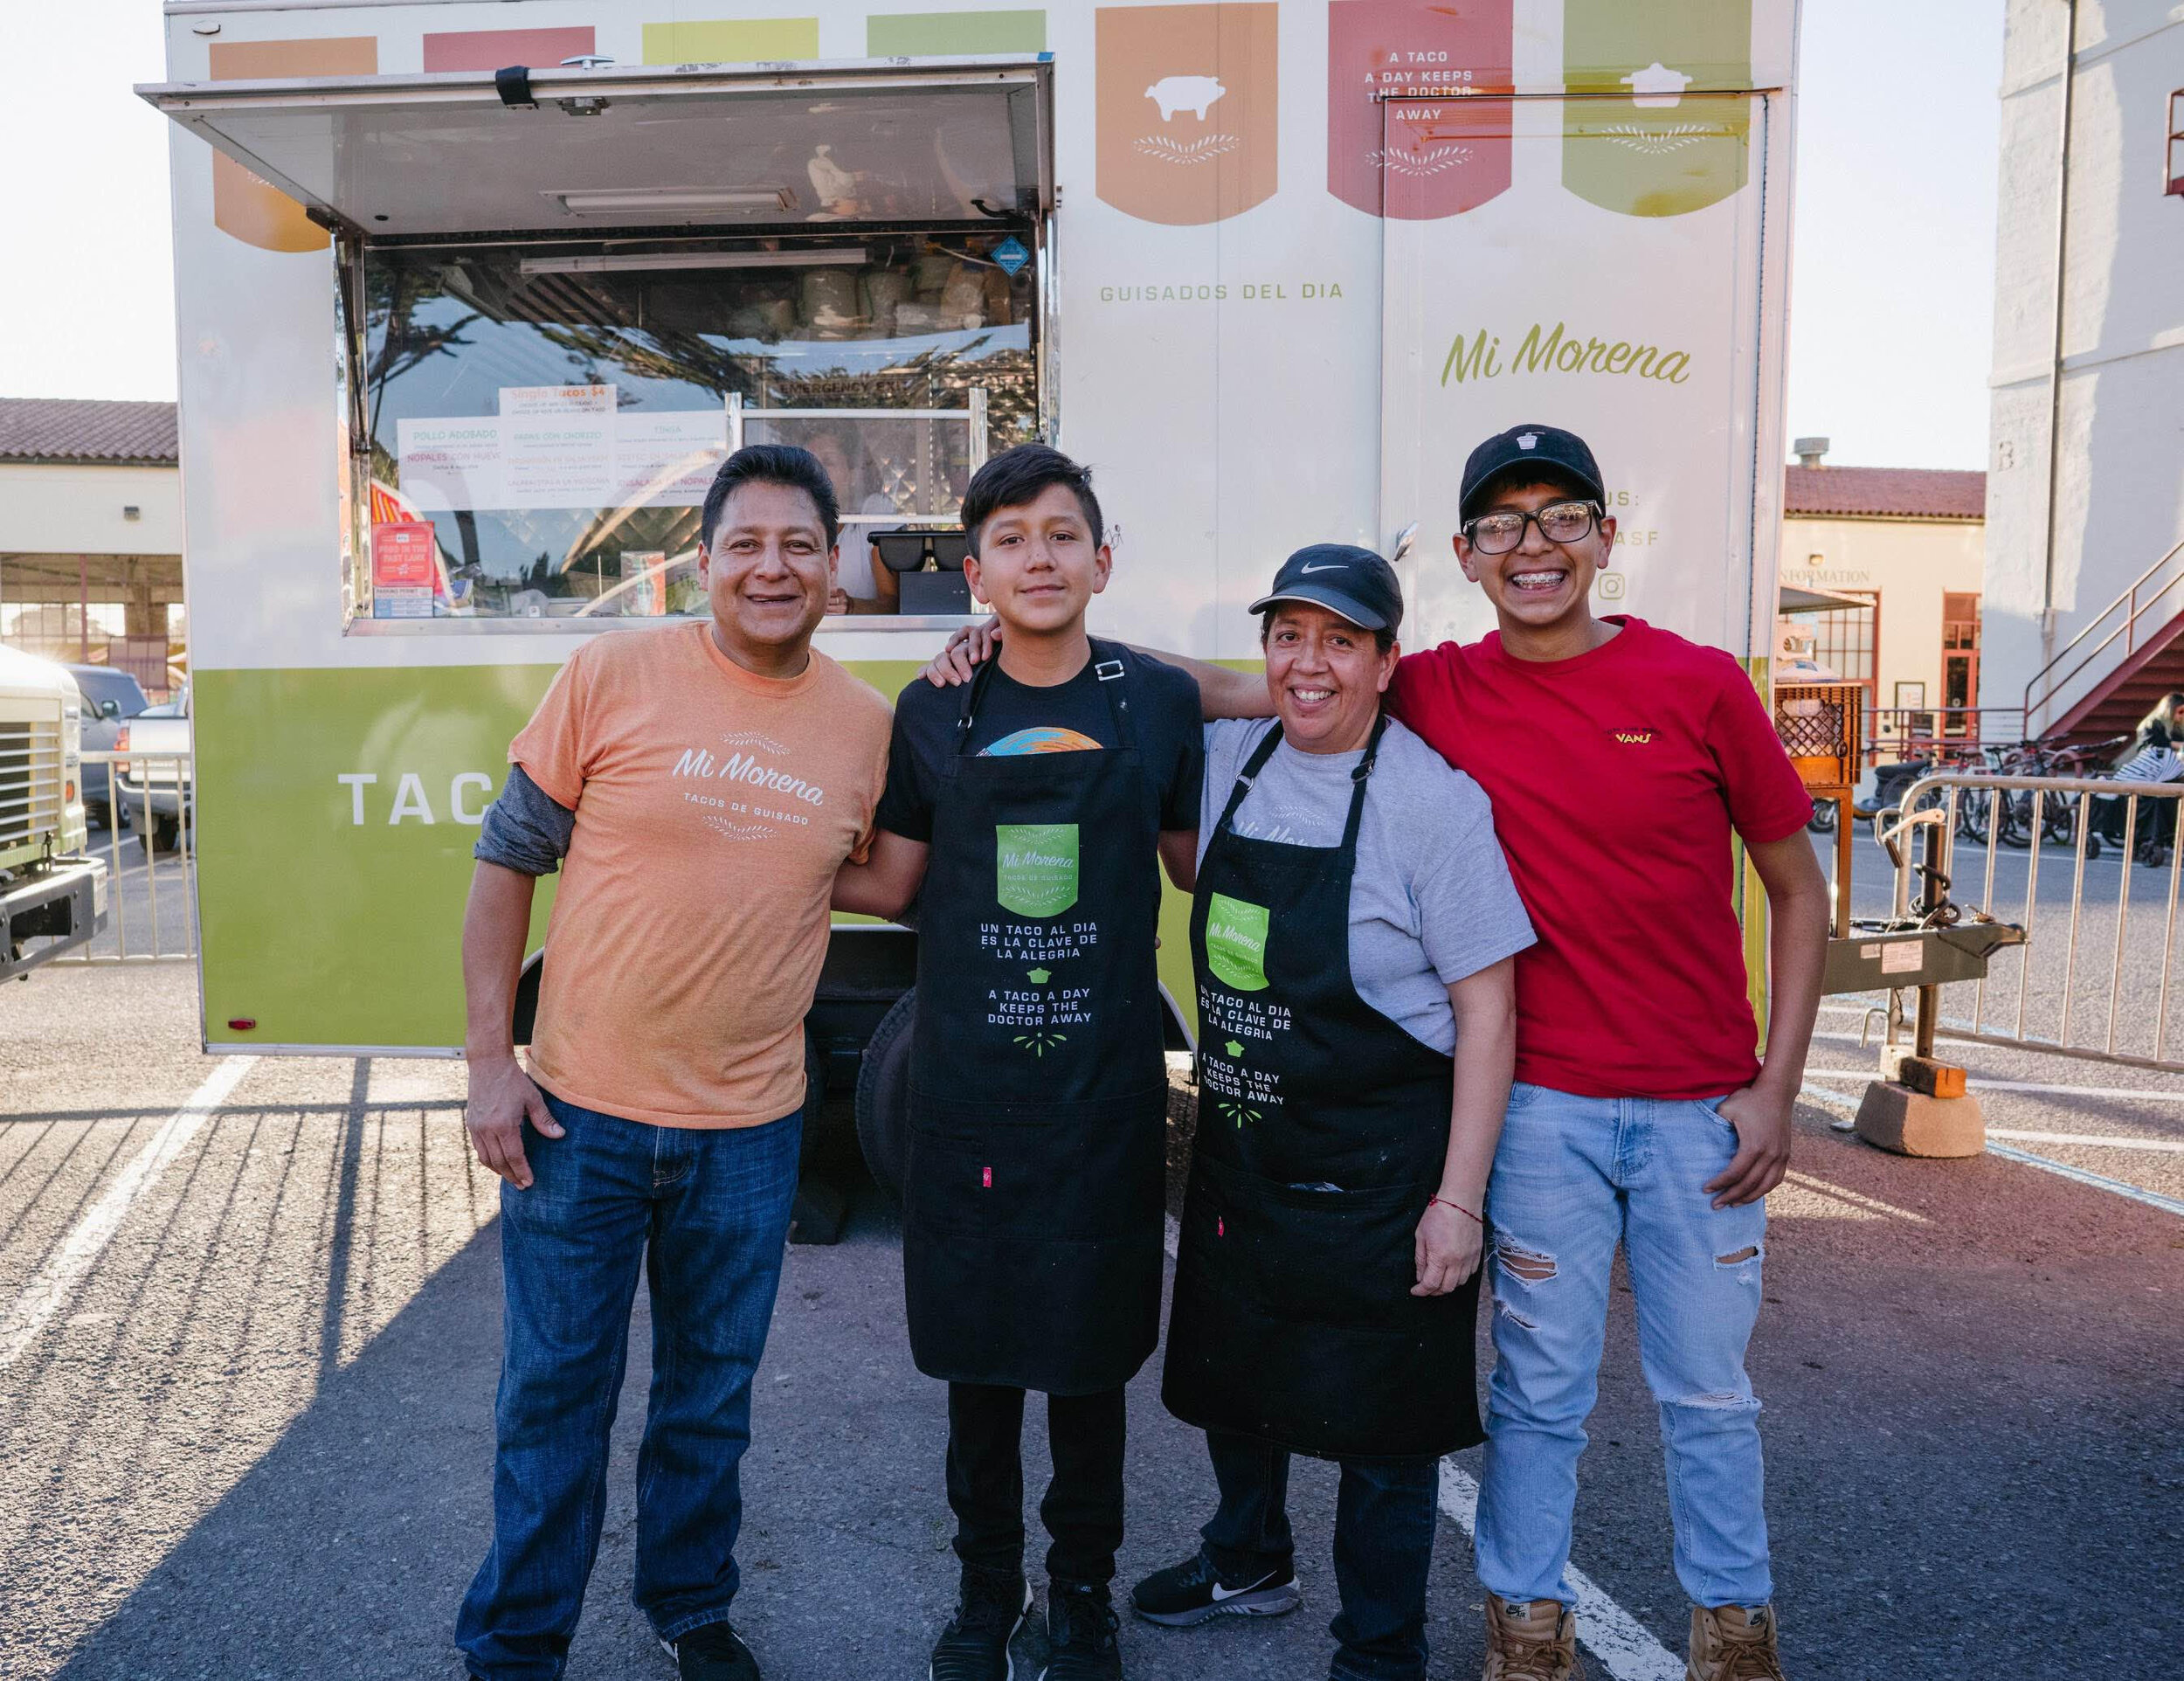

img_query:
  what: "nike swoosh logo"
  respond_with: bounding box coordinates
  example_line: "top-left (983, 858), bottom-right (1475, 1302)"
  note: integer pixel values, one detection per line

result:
top-left (1297, 563), bottom-right (1344, 575)
top-left (1211, 1571), bottom-right (1282, 1600)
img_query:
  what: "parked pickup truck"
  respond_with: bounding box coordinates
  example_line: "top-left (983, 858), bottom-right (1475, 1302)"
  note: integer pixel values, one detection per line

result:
top-left (1, 647), bottom-right (107, 979)
top-left (115, 681), bottom-right (191, 855)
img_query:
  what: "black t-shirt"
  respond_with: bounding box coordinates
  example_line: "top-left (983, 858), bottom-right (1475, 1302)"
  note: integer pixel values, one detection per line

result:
top-left (877, 643), bottom-right (1203, 842)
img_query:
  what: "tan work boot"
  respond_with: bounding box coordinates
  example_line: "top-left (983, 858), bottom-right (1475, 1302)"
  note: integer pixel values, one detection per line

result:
top-left (1686, 1603), bottom-right (1786, 1680)
top-left (1482, 1596), bottom-right (1583, 1680)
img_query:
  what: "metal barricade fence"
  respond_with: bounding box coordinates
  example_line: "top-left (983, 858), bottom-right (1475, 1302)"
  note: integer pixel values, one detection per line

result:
top-left (1876, 773), bottom-right (2182, 1074)
top-left (61, 749), bottom-right (197, 963)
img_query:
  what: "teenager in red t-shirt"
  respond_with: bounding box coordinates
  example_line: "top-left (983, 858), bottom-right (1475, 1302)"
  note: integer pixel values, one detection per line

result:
top-left (923, 425), bottom-right (1827, 1681)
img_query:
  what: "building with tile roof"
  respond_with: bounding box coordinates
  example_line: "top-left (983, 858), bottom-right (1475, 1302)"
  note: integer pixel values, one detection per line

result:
top-left (0, 399), bottom-right (183, 696)
top-left (0, 398), bottom-right (180, 468)
top-left (1778, 446), bottom-right (1988, 746)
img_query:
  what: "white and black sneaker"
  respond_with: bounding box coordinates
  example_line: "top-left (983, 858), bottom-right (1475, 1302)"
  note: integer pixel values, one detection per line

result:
top-left (930, 1568), bottom-right (1033, 1681)
top-left (1130, 1549), bottom-right (1303, 1627)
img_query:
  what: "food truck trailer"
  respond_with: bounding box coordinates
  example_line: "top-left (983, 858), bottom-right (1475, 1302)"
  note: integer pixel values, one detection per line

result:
top-left (139, 0), bottom-right (1798, 1086)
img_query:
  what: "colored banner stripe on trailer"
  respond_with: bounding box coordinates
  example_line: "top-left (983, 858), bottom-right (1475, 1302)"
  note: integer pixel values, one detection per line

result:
top-left (1328, 0), bottom-right (1510, 221)
top-left (421, 27), bottom-right (598, 73)
top-left (867, 10), bottom-right (1048, 55)
top-left (642, 18), bottom-right (823, 64)
top-left (208, 38), bottom-right (377, 252)
top-left (1563, 0), bottom-right (1752, 218)
top-left (1095, 3), bottom-right (1278, 226)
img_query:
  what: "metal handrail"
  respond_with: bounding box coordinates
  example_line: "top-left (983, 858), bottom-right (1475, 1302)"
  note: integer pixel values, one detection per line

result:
top-left (2022, 533), bottom-right (2184, 732)
top-left (1877, 771), bottom-right (2182, 1071)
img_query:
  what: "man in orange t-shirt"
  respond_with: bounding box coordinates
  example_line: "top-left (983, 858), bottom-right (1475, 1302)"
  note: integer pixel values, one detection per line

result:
top-left (454, 446), bottom-right (890, 1681)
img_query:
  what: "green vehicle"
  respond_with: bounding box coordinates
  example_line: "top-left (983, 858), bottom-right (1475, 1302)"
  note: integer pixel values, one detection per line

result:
top-left (0, 647), bottom-right (107, 980)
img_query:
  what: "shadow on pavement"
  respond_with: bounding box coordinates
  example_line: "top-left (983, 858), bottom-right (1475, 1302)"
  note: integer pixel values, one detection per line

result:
top-left (53, 1214), bottom-right (514, 1681)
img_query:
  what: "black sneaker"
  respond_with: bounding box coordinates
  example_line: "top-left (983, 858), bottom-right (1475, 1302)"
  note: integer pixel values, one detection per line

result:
top-left (1040, 1581), bottom-right (1121, 1681)
top-left (660, 1620), bottom-right (760, 1681)
top-left (1130, 1548), bottom-right (1303, 1627)
top-left (930, 1568), bottom-right (1032, 1681)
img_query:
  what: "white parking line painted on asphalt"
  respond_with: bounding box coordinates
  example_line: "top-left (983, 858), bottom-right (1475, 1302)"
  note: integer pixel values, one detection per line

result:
top-left (1983, 1145), bottom-right (2184, 1218)
top-left (1436, 1463), bottom-right (1683, 1681)
top-left (1164, 1214), bottom-right (1685, 1678)
top-left (1802, 1066), bottom-right (2184, 1103)
top-left (1986, 1128), bottom-right (2184, 1153)
top-left (1800, 1080), bottom-right (2184, 1219)
top-left (0, 1055), bottom-right (256, 1370)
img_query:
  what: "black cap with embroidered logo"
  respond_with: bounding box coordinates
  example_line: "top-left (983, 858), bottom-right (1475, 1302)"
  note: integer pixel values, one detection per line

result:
top-left (1248, 543), bottom-right (1404, 633)
top-left (1459, 424), bottom-right (1607, 522)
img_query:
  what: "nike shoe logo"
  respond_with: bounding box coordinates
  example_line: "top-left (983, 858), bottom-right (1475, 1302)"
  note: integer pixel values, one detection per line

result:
top-left (1297, 562), bottom-right (1344, 574)
top-left (1211, 1570), bottom-right (1282, 1601)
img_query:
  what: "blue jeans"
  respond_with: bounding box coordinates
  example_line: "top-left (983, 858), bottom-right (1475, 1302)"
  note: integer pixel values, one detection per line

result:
top-left (1199, 1430), bottom-right (1441, 1681)
top-left (455, 1090), bottom-right (802, 1680)
top-left (1475, 1083), bottom-right (1772, 1611)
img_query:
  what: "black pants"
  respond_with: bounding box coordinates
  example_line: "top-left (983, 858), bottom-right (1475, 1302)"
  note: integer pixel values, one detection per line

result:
top-left (947, 1381), bottom-right (1127, 1586)
top-left (1199, 1430), bottom-right (1441, 1681)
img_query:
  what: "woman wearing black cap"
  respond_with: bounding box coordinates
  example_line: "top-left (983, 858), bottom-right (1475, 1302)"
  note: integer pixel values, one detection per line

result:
top-left (1137, 546), bottom-right (1532, 1681)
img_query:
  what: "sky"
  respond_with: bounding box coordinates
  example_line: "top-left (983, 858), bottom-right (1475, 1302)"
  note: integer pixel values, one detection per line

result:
top-left (1, 0), bottom-right (2002, 470)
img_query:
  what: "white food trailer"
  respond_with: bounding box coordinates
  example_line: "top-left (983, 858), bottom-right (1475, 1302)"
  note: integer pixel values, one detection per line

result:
top-left (139, 0), bottom-right (1797, 1069)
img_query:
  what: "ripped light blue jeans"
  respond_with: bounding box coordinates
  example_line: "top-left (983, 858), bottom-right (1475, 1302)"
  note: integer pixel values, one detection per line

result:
top-left (1474, 1083), bottom-right (1772, 1611)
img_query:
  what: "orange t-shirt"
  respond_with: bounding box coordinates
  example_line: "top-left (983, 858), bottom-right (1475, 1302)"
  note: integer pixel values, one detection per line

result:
top-left (511, 623), bottom-right (891, 1128)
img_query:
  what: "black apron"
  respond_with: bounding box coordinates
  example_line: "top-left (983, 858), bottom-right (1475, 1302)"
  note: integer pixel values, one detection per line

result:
top-left (902, 641), bottom-right (1169, 1394)
top-left (1163, 716), bottom-right (1482, 1459)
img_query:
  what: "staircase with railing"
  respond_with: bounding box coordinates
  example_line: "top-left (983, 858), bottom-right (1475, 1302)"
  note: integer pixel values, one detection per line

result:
top-left (2022, 533), bottom-right (2184, 744)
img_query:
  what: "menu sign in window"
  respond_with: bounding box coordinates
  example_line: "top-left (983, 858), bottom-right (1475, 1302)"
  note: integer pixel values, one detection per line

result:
top-left (370, 520), bottom-right (439, 618)
top-left (394, 385), bottom-right (729, 514)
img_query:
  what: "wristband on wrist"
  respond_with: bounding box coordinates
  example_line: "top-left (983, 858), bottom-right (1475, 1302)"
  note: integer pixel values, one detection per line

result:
top-left (1427, 1194), bottom-right (1482, 1226)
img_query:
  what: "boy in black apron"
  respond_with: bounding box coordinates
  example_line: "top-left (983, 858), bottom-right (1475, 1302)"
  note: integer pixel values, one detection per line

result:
top-left (832, 445), bottom-right (1202, 1681)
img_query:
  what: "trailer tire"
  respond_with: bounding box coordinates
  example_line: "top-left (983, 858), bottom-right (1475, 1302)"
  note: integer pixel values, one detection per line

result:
top-left (854, 989), bottom-right (916, 1204)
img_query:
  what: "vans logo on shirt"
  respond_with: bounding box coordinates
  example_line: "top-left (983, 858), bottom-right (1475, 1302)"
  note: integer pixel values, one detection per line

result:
top-left (1611, 730), bottom-right (1655, 745)
top-left (671, 745), bottom-right (826, 806)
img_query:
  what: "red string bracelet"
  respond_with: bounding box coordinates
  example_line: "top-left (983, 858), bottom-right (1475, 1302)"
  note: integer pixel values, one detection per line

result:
top-left (1427, 1194), bottom-right (1482, 1226)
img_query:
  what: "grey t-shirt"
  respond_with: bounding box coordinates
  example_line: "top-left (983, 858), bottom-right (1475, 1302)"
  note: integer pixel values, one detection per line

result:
top-left (1197, 717), bottom-right (1534, 1054)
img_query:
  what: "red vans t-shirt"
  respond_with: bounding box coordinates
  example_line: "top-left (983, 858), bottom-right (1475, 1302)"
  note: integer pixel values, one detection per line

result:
top-left (1387, 618), bottom-right (1812, 1099)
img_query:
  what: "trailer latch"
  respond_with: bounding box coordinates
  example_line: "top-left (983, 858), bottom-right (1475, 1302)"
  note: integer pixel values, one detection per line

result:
top-left (494, 66), bottom-right (537, 110)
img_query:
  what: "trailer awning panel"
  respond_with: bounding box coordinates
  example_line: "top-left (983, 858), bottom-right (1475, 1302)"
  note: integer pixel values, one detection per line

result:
top-left (138, 59), bottom-right (1052, 237)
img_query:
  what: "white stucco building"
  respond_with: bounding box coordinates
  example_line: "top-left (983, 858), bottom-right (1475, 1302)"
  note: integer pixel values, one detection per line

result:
top-left (1985, 0), bottom-right (2184, 741)
top-left (0, 399), bottom-right (183, 698)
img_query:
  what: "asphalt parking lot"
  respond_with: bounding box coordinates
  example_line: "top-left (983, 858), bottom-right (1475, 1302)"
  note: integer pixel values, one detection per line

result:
top-left (3, 951), bottom-right (2181, 1681)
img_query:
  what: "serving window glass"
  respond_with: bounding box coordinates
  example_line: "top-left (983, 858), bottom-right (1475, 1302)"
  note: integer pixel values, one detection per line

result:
top-left (345, 232), bottom-right (1039, 626)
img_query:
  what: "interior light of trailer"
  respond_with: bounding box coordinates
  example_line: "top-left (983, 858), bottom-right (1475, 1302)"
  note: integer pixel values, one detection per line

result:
top-left (518, 248), bottom-right (869, 276)
top-left (549, 188), bottom-right (797, 217)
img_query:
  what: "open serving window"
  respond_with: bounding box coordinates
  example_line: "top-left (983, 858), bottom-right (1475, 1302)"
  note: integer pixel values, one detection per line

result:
top-left (139, 59), bottom-right (1054, 629)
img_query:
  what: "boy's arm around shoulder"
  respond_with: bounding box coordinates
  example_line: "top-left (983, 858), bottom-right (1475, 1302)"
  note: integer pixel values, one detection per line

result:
top-left (831, 828), bottom-right (930, 919)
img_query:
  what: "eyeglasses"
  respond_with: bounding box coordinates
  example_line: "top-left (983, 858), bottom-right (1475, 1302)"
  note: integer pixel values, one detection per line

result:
top-left (1462, 501), bottom-right (1601, 556)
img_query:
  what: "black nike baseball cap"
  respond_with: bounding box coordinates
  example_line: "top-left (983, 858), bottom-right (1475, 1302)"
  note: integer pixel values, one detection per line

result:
top-left (1459, 424), bottom-right (1607, 522)
top-left (1248, 543), bottom-right (1403, 633)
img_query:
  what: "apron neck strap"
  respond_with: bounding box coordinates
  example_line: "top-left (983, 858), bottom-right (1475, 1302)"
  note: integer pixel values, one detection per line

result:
top-left (1338, 712), bottom-right (1390, 854)
top-left (1216, 719), bottom-right (1287, 831)
top-left (954, 638), bottom-right (1134, 757)
top-left (1218, 712), bottom-right (1387, 840)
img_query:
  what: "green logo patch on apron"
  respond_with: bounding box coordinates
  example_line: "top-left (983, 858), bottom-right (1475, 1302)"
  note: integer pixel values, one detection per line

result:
top-left (1204, 892), bottom-right (1272, 992)
top-left (995, 824), bottom-right (1080, 917)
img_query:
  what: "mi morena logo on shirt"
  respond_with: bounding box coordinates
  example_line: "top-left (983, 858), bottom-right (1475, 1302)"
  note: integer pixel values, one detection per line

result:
top-left (1612, 730), bottom-right (1655, 745)
top-left (670, 746), bottom-right (826, 806)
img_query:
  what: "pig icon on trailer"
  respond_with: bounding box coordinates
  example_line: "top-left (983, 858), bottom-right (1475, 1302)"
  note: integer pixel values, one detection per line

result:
top-left (1145, 74), bottom-right (1226, 121)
